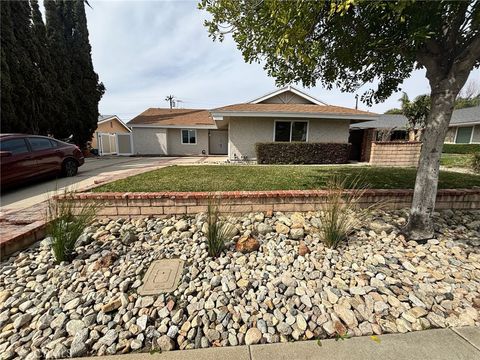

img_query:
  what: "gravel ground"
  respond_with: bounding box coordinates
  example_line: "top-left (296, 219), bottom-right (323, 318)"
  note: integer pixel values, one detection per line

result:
top-left (0, 209), bottom-right (479, 359)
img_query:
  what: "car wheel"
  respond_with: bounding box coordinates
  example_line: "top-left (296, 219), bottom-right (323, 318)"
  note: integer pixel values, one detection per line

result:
top-left (62, 159), bottom-right (78, 177)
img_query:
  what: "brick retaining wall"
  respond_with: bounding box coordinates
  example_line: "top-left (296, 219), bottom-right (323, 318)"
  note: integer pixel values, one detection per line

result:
top-left (58, 189), bottom-right (480, 218)
top-left (370, 141), bottom-right (422, 167)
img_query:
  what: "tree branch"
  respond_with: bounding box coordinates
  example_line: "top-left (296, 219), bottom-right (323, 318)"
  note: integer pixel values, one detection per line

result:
top-left (453, 33), bottom-right (480, 75)
top-left (445, 2), bottom-right (469, 50)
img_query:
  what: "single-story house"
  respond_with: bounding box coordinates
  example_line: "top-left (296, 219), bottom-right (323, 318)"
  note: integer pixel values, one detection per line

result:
top-left (92, 115), bottom-right (132, 155)
top-left (127, 86), bottom-right (378, 160)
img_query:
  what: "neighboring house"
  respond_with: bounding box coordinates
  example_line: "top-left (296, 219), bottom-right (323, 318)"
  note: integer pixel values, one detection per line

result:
top-left (92, 115), bottom-right (132, 155)
top-left (350, 105), bottom-right (480, 161)
top-left (444, 106), bottom-right (480, 144)
top-left (127, 86), bottom-right (377, 159)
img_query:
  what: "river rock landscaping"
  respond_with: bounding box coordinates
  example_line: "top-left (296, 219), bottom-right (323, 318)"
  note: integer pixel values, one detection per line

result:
top-left (1, 210), bottom-right (479, 359)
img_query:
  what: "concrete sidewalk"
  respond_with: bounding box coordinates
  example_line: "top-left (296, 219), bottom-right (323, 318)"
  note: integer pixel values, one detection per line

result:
top-left (78, 327), bottom-right (480, 360)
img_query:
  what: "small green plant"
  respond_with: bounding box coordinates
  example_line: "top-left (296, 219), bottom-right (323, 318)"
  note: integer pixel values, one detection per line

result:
top-left (205, 195), bottom-right (234, 257)
top-left (335, 333), bottom-right (351, 341)
top-left (46, 189), bottom-right (98, 264)
top-left (317, 176), bottom-right (378, 249)
top-left (471, 152), bottom-right (480, 173)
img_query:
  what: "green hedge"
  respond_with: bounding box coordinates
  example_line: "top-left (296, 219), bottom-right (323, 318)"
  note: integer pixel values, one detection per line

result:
top-left (255, 142), bottom-right (350, 164)
top-left (443, 144), bottom-right (480, 154)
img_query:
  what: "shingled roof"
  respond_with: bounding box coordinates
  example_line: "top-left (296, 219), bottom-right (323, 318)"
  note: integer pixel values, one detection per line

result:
top-left (211, 103), bottom-right (376, 116)
top-left (128, 108), bottom-right (215, 127)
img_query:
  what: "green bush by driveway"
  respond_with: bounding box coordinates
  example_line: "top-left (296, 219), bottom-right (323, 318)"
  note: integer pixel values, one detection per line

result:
top-left (93, 165), bottom-right (480, 192)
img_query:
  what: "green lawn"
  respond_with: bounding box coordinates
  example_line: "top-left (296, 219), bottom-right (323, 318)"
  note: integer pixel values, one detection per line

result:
top-left (440, 153), bottom-right (473, 168)
top-left (93, 165), bottom-right (480, 192)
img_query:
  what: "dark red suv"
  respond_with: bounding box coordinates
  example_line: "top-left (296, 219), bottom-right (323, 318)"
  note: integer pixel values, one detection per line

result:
top-left (0, 134), bottom-right (85, 188)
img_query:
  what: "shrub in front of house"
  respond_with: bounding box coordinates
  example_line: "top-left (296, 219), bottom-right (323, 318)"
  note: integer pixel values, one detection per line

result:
top-left (443, 144), bottom-right (480, 154)
top-left (255, 142), bottom-right (351, 164)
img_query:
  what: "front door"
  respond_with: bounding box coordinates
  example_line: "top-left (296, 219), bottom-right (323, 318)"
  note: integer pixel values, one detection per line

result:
top-left (209, 130), bottom-right (228, 155)
top-left (348, 129), bottom-right (364, 161)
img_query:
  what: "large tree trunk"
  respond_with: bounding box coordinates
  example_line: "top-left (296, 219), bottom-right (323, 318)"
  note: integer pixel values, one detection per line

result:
top-left (404, 73), bottom-right (470, 241)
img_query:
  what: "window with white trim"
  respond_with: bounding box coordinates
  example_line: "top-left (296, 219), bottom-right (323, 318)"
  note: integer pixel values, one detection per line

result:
top-left (455, 126), bottom-right (473, 144)
top-left (181, 129), bottom-right (197, 144)
top-left (274, 121), bottom-right (308, 142)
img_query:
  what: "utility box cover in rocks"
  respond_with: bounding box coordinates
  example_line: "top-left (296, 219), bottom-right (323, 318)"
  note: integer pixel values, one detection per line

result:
top-left (138, 259), bottom-right (184, 295)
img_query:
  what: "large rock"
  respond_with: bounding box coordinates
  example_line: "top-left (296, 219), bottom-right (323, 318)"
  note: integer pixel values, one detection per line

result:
top-left (290, 228), bottom-right (304, 240)
top-left (291, 213), bottom-right (305, 226)
top-left (99, 329), bottom-right (118, 346)
top-left (66, 319), bottom-right (85, 336)
top-left (235, 236), bottom-right (260, 253)
top-left (93, 252), bottom-right (118, 271)
top-left (52, 343), bottom-right (68, 359)
top-left (298, 241), bottom-right (310, 256)
top-left (245, 327), bottom-right (262, 345)
top-left (161, 226), bottom-right (175, 237)
top-left (102, 298), bottom-right (122, 313)
top-left (257, 223), bottom-right (273, 235)
top-left (0, 290), bottom-right (11, 305)
top-left (70, 329), bottom-right (89, 357)
top-left (296, 314), bottom-right (307, 331)
top-left (275, 223), bottom-right (290, 235)
top-left (222, 223), bottom-right (239, 238)
top-left (157, 335), bottom-right (175, 351)
top-left (334, 304), bottom-right (358, 329)
top-left (13, 314), bottom-right (32, 329)
top-left (174, 220), bottom-right (189, 232)
top-left (121, 231), bottom-right (137, 245)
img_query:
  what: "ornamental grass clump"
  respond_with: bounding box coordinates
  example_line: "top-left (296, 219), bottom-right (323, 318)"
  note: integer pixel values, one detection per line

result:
top-left (205, 195), bottom-right (235, 257)
top-left (317, 176), bottom-right (376, 249)
top-left (471, 152), bottom-right (480, 173)
top-left (46, 190), bottom-right (98, 264)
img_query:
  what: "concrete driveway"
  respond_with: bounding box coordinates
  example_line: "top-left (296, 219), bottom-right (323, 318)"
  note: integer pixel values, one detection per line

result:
top-left (0, 156), bottom-right (213, 213)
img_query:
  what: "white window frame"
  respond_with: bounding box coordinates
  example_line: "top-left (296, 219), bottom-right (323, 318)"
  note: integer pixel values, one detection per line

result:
top-left (273, 120), bottom-right (309, 142)
top-left (181, 129), bottom-right (197, 145)
top-left (454, 126), bottom-right (474, 144)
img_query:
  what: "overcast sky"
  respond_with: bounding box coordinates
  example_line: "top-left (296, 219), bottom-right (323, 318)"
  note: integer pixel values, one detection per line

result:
top-left (83, 0), bottom-right (480, 121)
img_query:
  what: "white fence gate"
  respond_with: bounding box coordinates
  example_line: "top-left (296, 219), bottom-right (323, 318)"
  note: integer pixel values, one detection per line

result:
top-left (116, 133), bottom-right (133, 156)
top-left (98, 132), bottom-right (133, 156)
top-left (98, 133), bottom-right (117, 155)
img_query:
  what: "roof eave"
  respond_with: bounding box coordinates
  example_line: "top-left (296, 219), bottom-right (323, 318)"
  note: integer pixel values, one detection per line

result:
top-left (449, 121), bottom-right (480, 126)
top-left (248, 85), bottom-right (328, 105)
top-left (129, 124), bottom-right (218, 129)
top-left (98, 115), bottom-right (132, 132)
top-left (211, 111), bottom-right (378, 121)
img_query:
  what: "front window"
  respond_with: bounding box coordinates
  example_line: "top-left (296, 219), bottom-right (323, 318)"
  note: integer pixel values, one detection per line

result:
top-left (181, 129), bottom-right (196, 144)
top-left (455, 126), bottom-right (473, 144)
top-left (274, 121), bottom-right (308, 142)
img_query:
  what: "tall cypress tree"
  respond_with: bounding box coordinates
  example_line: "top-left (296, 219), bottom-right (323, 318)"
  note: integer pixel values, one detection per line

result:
top-left (45, 0), bottom-right (74, 139)
top-left (71, 0), bottom-right (105, 146)
top-left (30, 0), bottom-right (58, 135)
top-left (1, 1), bottom-right (37, 133)
top-left (0, 2), bottom-right (16, 133)
top-left (1, 0), bottom-right (103, 143)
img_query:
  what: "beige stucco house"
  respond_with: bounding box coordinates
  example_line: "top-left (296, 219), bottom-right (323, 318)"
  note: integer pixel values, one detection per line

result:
top-left (92, 115), bottom-right (132, 155)
top-left (127, 87), bottom-right (377, 159)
